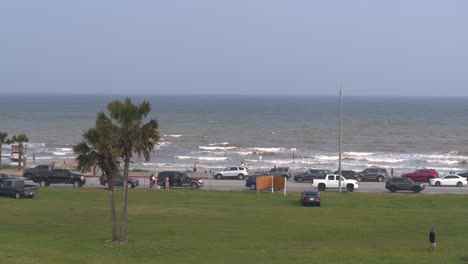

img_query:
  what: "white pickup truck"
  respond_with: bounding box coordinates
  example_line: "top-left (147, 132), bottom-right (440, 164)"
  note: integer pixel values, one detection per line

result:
top-left (311, 174), bottom-right (359, 192)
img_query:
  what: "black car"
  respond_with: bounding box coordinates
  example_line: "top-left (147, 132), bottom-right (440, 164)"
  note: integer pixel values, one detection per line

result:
top-left (333, 170), bottom-right (357, 179)
top-left (268, 167), bottom-right (292, 178)
top-left (300, 189), bottom-right (321, 206)
top-left (458, 171), bottom-right (468, 178)
top-left (156, 171), bottom-right (203, 189)
top-left (245, 175), bottom-right (258, 190)
top-left (99, 173), bottom-right (139, 188)
top-left (356, 167), bottom-right (388, 182)
top-left (293, 169), bottom-right (332, 183)
top-left (385, 177), bottom-right (425, 193)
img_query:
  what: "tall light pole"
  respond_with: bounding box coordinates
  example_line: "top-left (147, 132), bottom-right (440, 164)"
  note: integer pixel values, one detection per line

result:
top-left (338, 87), bottom-right (343, 192)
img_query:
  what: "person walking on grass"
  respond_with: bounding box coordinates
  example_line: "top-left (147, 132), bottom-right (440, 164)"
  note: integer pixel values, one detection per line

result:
top-left (427, 227), bottom-right (436, 252)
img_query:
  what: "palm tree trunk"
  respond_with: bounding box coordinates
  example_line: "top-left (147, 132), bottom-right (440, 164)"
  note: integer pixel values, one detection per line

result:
top-left (109, 181), bottom-right (119, 241)
top-left (119, 155), bottom-right (131, 243)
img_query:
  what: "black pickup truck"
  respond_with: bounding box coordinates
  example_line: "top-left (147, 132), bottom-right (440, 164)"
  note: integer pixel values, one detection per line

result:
top-left (0, 178), bottom-right (38, 199)
top-left (32, 168), bottom-right (86, 187)
top-left (23, 164), bottom-right (54, 180)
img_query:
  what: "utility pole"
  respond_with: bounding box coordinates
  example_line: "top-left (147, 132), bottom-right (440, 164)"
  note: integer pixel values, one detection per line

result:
top-left (338, 87), bottom-right (343, 192)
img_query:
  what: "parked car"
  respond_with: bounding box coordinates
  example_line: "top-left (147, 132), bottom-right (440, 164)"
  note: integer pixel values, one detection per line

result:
top-left (429, 174), bottom-right (467, 187)
top-left (385, 177), bottom-right (425, 193)
top-left (245, 175), bottom-right (258, 190)
top-left (333, 170), bottom-right (357, 179)
top-left (214, 166), bottom-right (249, 180)
top-left (300, 189), bottom-right (321, 207)
top-left (401, 169), bottom-right (438, 182)
top-left (268, 167), bottom-right (292, 178)
top-left (157, 171), bottom-right (203, 189)
top-left (32, 168), bottom-right (86, 187)
top-left (99, 173), bottom-right (139, 188)
top-left (0, 173), bottom-right (14, 181)
top-left (0, 178), bottom-right (38, 199)
top-left (456, 171), bottom-right (468, 178)
top-left (293, 169), bottom-right (332, 183)
top-left (356, 167), bottom-right (388, 182)
top-left (311, 174), bottom-right (359, 192)
top-left (23, 164), bottom-right (54, 180)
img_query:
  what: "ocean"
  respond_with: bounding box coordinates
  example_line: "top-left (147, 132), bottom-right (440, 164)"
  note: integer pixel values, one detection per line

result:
top-left (1, 94), bottom-right (468, 175)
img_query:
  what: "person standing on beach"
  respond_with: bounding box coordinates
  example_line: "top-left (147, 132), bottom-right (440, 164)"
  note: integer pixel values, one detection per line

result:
top-left (165, 176), bottom-right (170, 191)
top-left (193, 162), bottom-right (197, 172)
top-left (427, 227), bottom-right (436, 252)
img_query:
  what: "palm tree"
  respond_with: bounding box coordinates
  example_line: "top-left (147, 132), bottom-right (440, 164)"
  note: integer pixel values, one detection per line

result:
top-left (0, 131), bottom-right (8, 166)
top-left (97, 97), bottom-right (159, 243)
top-left (73, 128), bottom-right (121, 242)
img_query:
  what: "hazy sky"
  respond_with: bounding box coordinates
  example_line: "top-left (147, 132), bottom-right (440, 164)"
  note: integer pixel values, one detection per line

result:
top-left (1, 1), bottom-right (467, 96)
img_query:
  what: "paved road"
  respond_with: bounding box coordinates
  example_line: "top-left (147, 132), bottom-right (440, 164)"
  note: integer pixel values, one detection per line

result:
top-left (29, 177), bottom-right (468, 194)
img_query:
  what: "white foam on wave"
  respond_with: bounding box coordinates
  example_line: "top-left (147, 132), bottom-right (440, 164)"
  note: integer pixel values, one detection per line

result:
top-left (164, 134), bottom-right (182, 138)
top-left (253, 147), bottom-right (285, 153)
top-left (199, 146), bottom-right (236, 150)
top-left (209, 142), bottom-right (230, 146)
top-left (314, 155), bottom-right (338, 161)
top-left (262, 159), bottom-right (294, 165)
top-left (344, 152), bottom-right (375, 156)
top-left (57, 148), bottom-right (73, 151)
top-left (427, 159), bottom-right (463, 165)
top-left (53, 151), bottom-right (69, 156)
top-left (230, 151), bottom-right (253, 156)
top-left (365, 157), bottom-right (405, 163)
top-left (175, 156), bottom-right (228, 161)
top-left (158, 141), bottom-right (172, 146)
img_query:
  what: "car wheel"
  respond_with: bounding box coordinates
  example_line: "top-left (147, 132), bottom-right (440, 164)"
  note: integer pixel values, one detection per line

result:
top-left (250, 184), bottom-right (256, 191)
top-left (191, 183), bottom-right (199, 189)
top-left (435, 181), bottom-right (441, 187)
top-left (389, 186), bottom-right (397, 193)
top-left (29, 194), bottom-right (35, 198)
top-left (456, 182), bottom-right (462, 187)
top-left (297, 177), bottom-right (304, 183)
top-left (238, 174), bottom-right (244, 180)
top-left (318, 203), bottom-right (321, 207)
top-left (128, 182), bottom-right (135, 188)
top-left (318, 184), bottom-right (326, 191)
top-left (413, 186), bottom-right (421, 193)
top-left (346, 184), bottom-right (354, 192)
top-left (377, 176), bottom-right (384, 182)
top-left (73, 180), bottom-right (81, 187)
top-left (357, 176), bottom-right (363, 182)
top-left (40, 179), bottom-right (48, 187)
top-left (215, 174), bottom-right (223, 180)
top-left (15, 192), bottom-right (21, 199)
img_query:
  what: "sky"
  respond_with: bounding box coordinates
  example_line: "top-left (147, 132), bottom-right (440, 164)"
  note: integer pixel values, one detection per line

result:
top-left (1, 1), bottom-right (467, 96)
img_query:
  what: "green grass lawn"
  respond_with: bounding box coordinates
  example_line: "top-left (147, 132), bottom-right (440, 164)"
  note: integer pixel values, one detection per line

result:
top-left (1, 188), bottom-right (467, 264)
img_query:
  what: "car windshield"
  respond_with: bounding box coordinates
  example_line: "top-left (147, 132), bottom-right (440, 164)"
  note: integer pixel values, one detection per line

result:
top-left (305, 191), bottom-right (318, 196)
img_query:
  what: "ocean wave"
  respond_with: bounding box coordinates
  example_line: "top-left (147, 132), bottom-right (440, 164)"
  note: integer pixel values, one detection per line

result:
top-left (199, 146), bottom-right (236, 150)
top-left (209, 142), bottom-right (230, 146)
top-left (254, 147), bottom-right (285, 153)
top-left (53, 151), bottom-right (70, 156)
top-left (365, 158), bottom-right (405, 163)
top-left (175, 156), bottom-right (228, 161)
top-left (314, 155), bottom-right (338, 161)
top-left (344, 152), bottom-right (375, 156)
top-left (164, 134), bottom-right (182, 138)
top-left (427, 159), bottom-right (466, 165)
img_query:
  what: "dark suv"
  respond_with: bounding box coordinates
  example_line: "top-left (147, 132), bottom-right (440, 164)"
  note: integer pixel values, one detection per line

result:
top-left (356, 167), bottom-right (388, 182)
top-left (157, 171), bottom-right (203, 189)
top-left (333, 170), bottom-right (357, 179)
top-left (293, 169), bottom-right (332, 183)
top-left (269, 167), bottom-right (292, 178)
top-left (385, 177), bottom-right (425, 193)
top-left (99, 173), bottom-right (139, 188)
